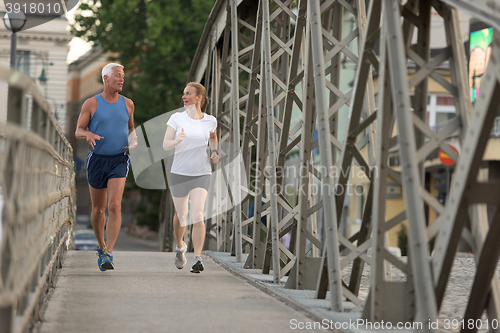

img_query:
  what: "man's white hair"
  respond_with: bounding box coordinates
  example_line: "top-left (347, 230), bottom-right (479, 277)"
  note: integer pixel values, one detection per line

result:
top-left (102, 63), bottom-right (124, 82)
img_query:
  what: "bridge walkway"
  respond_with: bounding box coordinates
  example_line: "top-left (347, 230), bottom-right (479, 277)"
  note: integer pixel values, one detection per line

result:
top-left (38, 251), bottom-right (322, 333)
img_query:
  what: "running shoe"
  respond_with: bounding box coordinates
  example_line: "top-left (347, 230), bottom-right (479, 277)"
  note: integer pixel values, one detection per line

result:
top-left (97, 247), bottom-right (106, 271)
top-left (190, 255), bottom-right (204, 273)
top-left (175, 241), bottom-right (187, 269)
top-left (100, 250), bottom-right (114, 270)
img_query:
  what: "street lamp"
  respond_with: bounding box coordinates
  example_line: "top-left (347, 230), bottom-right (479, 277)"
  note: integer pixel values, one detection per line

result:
top-left (38, 69), bottom-right (47, 83)
top-left (3, 11), bottom-right (27, 68)
top-left (4, 11), bottom-right (27, 125)
top-left (38, 67), bottom-right (48, 97)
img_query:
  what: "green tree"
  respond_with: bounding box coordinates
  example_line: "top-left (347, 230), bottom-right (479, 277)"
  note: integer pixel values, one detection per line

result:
top-left (71, 0), bottom-right (215, 229)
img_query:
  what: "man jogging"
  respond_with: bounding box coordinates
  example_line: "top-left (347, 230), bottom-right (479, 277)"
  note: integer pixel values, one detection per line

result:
top-left (75, 63), bottom-right (137, 271)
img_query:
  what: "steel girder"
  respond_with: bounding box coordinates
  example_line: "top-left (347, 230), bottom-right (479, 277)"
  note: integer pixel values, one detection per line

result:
top-left (182, 0), bottom-right (500, 326)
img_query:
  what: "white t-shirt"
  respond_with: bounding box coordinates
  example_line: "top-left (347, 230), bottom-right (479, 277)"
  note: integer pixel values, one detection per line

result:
top-left (166, 111), bottom-right (217, 176)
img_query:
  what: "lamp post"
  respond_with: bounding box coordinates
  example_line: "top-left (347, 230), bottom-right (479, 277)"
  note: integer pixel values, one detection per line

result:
top-left (4, 12), bottom-right (27, 125)
top-left (45, 96), bottom-right (62, 118)
top-left (3, 11), bottom-right (27, 68)
top-left (38, 65), bottom-right (48, 98)
top-left (15, 50), bottom-right (52, 97)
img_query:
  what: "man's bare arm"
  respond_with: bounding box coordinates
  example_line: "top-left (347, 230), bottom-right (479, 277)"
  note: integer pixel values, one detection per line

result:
top-left (124, 98), bottom-right (137, 149)
top-left (75, 97), bottom-right (103, 150)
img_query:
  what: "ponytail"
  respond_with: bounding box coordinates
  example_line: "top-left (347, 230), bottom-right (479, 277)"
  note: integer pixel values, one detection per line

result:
top-left (201, 96), bottom-right (209, 113)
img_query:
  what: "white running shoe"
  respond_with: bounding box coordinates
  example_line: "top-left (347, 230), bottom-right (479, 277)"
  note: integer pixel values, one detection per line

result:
top-left (175, 241), bottom-right (187, 269)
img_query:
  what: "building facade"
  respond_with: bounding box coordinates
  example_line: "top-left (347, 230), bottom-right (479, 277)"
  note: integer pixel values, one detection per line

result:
top-left (0, 5), bottom-right (72, 133)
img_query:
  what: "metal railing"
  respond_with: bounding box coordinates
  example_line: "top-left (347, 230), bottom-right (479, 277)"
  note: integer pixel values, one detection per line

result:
top-left (0, 66), bottom-right (75, 333)
top-left (431, 116), bottom-right (500, 136)
top-left (430, 118), bottom-right (457, 133)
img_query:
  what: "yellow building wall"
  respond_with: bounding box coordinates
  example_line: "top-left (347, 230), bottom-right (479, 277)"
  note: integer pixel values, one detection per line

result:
top-left (483, 138), bottom-right (500, 160)
top-left (349, 70), bottom-right (500, 250)
top-left (376, 175), bottom-right (440, 249)
top-left (373, 71), bottom-right (453, 95)
top-left (385, 177), bottom-right (406, 248)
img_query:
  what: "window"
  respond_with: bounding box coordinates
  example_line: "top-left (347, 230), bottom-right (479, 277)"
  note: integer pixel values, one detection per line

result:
top-left (435, 111), bottom-right (456, 124)
top-left (436, 96), bottom-right (454, 106)
top-left (16, 51), bottom-right (30, 75)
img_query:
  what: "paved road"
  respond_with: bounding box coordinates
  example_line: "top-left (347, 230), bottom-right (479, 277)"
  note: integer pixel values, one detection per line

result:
top-left (75, 223), bottom-right (159, 252)
top-left (113, 230), bottom-right (159, 252)
top-left (39, 251), bottom-right (322, 333)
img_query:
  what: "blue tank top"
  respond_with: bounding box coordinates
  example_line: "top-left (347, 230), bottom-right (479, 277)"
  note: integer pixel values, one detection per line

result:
top-left (88, 94), bottom-right (129, 155)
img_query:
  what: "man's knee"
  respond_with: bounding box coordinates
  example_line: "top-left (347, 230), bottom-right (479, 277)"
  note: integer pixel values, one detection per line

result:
top-left (92, 206), bottom-right (106, 216)
top-left (108, 201), bottom-right (122, 214)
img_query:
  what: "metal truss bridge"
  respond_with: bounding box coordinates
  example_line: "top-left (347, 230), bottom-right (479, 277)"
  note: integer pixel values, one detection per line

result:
top-left (170, 0), bottom-right (500, 330)
top-left (2, 0), bottom-right (500, 332)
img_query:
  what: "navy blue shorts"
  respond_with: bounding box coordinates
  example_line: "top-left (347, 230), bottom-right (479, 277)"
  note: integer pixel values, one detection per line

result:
top-left (169, 173), bottom-right (211, 198)
top-left (86, 152), bottom-right (130, 189)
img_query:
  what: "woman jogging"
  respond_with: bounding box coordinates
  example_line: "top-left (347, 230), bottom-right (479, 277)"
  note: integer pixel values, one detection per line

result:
top-left (162, 82), bottom-right (218, 273)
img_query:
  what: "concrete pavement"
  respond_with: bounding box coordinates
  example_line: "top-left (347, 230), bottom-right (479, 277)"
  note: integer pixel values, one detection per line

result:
top-left (113, 230), bottom-right (159, 252)
top-left (38, 251), bottom-right (323, 333)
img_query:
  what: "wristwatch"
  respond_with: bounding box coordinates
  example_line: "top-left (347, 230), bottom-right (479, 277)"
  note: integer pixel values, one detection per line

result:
top-left (212, 149), bottom-right (218, 155)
